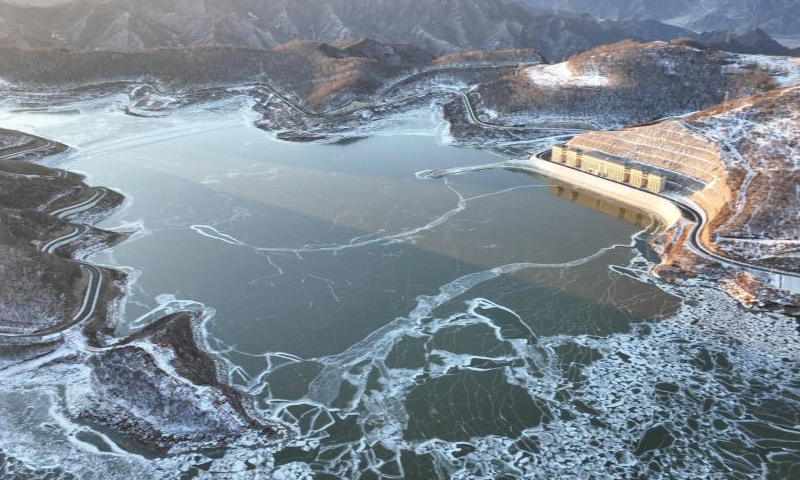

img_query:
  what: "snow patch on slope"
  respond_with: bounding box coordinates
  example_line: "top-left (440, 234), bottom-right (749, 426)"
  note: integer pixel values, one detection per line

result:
top-left (525, 62), bottom-right (609, 88)
top-left (726, 54), bottom-right (800, 88)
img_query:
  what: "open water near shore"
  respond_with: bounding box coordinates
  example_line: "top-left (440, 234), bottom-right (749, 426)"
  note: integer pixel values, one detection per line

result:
top-left (2, 100), bottom-right (800, 479)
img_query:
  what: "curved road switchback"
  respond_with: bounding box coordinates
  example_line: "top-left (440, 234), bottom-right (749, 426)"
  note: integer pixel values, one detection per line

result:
top-left (667, 195), bottom-right (800, 280)
top-left (18, 264), bottom-right (104, 339)
top-left (0, 203), bottom-right (105, 339)
top-left (50, 187), bottom-right (107, 219)
top-left (42, 225), bottom-right (87, 254)
top-left (0, 263), bottom-right (104, 340)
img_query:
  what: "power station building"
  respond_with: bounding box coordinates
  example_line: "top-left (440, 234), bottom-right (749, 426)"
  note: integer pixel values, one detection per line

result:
top-left (548, 144), bottom-right (667, 194)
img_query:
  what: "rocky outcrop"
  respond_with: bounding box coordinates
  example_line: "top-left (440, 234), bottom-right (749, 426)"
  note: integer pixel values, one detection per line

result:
top-left (72, 312), bottom-right (281, 453)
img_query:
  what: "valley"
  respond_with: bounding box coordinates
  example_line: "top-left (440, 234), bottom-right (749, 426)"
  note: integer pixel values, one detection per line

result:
top-left (4, 98), bottom-right (800, 478)
top-left (1, 0), bottom-right (800, 477)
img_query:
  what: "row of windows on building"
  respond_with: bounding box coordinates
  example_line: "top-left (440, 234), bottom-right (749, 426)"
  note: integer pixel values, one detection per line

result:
top-left (547, 145), bottom-right (667, 194)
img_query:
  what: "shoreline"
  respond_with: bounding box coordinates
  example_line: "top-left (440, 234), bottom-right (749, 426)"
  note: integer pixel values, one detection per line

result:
top-left (527, 148), bottom-right (800, 305)
top-left (1, 76), bottom-right (797, 464)
top-left (0, 127), bottom-right (283, 454)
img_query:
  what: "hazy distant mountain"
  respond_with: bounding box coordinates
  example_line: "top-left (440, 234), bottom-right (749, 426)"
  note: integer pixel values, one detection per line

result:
top-left (520, 0), bottom-right (800, 41)
top-left (0, 0), bottom-right (701, 60)
top-left (0, 0), bottom-right (74, 5)
top-left (697, 28), bottom-right (797, 56)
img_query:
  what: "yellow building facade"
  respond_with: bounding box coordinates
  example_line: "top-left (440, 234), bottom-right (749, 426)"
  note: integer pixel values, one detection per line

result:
top-left (549, 144), bottom-right (666, 194)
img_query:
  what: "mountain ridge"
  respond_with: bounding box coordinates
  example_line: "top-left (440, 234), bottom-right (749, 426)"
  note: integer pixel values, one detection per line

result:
top-left (0, 0), bottom-right (716, 60)
top-left (521, 0), bottom-right (800, 42)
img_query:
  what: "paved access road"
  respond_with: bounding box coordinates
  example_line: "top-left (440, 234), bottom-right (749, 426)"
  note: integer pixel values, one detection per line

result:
top-left (459, 93), bottom-right (597, 132)
top-left (0, 140), bottom-right (56, 161)
top-left (0, 202), bottom-right (104, 339)
top-left (50, 187), bottom-right (108, 219)
top-left (42, 225), bottom-right (87, 254)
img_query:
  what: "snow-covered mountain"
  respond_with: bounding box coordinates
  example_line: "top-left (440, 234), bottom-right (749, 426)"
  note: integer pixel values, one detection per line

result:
top-left (0, 0), bottom-right (701, 60)
top-left (521, 0), bottom-right (800, 43)
top-left (472, 40), bottom-right (800, 128)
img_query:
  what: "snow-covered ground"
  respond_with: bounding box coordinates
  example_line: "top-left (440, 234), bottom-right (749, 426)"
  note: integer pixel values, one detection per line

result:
top-left (528, 52), bottom-right (800, 92)
top-left (525, 62), bottom-right (609, 88)
top-left (725, 54), bottom-right (800, 88)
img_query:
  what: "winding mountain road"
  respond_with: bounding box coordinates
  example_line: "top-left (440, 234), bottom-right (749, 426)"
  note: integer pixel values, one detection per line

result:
top-left (459, 92), bottom-right (598, 132)
top-left (42, 225), bottom-right (87, 254)
top-left (668, 196), bottom-right (800, 280)
top-left (0, 196), bottom-right (104, 339)
top-left (50, 187), bottom-right (107, 219)
top-left (257, 62), bottom-right (537, 118)
top-left (0, 140), bottom-right (56, 160)
top-left (0, 262), bottom-right (103, 340)
top-left (13, 264), bottom-right (104, 339)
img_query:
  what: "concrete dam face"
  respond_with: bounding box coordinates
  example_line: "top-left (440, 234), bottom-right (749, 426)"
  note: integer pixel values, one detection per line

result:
top-left (548, 183), bottom-right (652, 229)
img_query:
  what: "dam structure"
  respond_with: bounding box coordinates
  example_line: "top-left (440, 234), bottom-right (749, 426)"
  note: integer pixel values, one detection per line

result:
top-left (526, 147), bottom-right (682, 229)
top-left (549, 144), bottom-right (667, 194)
top-left (548, 184), bottom-right (652, 229)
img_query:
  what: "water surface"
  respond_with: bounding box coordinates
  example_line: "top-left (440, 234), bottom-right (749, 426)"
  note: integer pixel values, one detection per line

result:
top-left (3, 104), bottom-right (799, 479)
top-left (79, 126), bottom-right (683, 477)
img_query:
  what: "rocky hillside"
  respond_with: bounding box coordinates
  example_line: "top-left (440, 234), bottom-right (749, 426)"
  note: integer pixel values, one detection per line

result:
top-left (522, 0), bottom-right (800, 43)
top-left (0, 0), bottom-right (712, 60)
top-left (0, 40), bottom-right (438, 107)
top-left (566, 84), bottom-right (800, 274)
top-left (471, 41), bottom-right (800, 129)
top-left (0, 41), bottom-right (546, 113)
